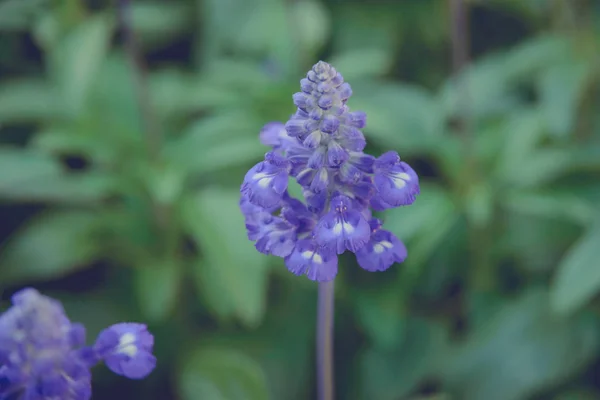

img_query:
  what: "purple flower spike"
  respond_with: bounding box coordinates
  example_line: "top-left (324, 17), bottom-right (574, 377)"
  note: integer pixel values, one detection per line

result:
top-left (373, 151), bottom-right (420, 208)
top-left (356, 219), bottom-right (407, 271)
top-left (315, 195), bottom-right (370, 254)
top-left (94, 323), bottom-right (156, 380)
top-left (240, 61), bottom-right (419, 280)
top-left (285, 240), bottom-right (338, 281)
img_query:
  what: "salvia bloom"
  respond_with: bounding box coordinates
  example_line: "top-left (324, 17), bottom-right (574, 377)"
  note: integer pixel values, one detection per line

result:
top-left (0, 288), bottom-right (156, 400)
top-left (240, 61), bottom-right (419, 281)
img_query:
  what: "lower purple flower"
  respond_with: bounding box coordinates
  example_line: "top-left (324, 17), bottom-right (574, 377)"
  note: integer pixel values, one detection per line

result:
top-left (373, 151), bottom-right (420, 208)
top-left (241, 152), bottom-right (290, 208)
top-left (315, 195), bottom-right (370, 254)
top-left (356, 220), bottom-right (407, 272)
top-left (94, 323), bottom-right (156, 380)
top-left (285, 240), bottom-right (338, 281)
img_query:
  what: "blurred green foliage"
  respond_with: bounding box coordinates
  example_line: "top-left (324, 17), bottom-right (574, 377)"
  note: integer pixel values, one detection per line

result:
top-left (1, 0), bottom-right (600, 399)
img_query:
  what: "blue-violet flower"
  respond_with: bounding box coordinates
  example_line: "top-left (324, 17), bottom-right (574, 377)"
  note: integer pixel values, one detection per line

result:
top-left (0, 288), bottom-right (156, 400)
top-left (240, 61), bottom-right (419, 281)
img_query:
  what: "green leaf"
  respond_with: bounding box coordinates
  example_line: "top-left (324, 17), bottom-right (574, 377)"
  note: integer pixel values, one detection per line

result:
top-left (384, 184), bottom-right (458, 271)
top-left (130, 1), bottom-right (193, 49)
top-left (181, 188), bottom-right (270, 327)
top-left (166, 112), bottom-right (266, 176)
top-left (290, 0), bottom-right (330, 57)
top-left (358, 318), bottom-right (449, 400)
top-left (331, 4), bottom-right (400, 55)
top-left (134, 259), bottom-right (182, 322)
top-left (439, 35), bottom-right (570, 120)
top-left (0, 80), bottom-right (62, 123)
top-left (350, 82), bottom-right (442, 154)
top-left (178, 347), bottom-right (269, 400)
top-left (0, 0), bottom-right (47, 31)
top-left (550, 223), bottom-right (600, 314)
top-left (49, 13), bottom-right (114, 116)
top-left (537, 60), bottom-right (592, 137)
top-left (444, 289), bottom-right (600, 400)
top-left (355, 286), bottom-right (406, 350)
top-left (493, 109), bottom-right (546, 179)
top-left (329, 48), bottom-right (393, 81)
top-left (0, 147), bottom-right (115, 203)
top-left (501, 189), bottom-right (595, 226)
top-left (0, 211), bottom-right (101, 284)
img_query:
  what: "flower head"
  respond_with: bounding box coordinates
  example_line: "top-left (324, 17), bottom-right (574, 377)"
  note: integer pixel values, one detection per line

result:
top-left (0, 288), bottom-right (156, 400)
top-left (240, 61), bottom-right (419, 281)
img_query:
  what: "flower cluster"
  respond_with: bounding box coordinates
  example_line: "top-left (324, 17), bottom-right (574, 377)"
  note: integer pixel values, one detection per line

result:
top-left (0, 288), bottom-right (156, 400)
top-left (240, 61), bottom-right (419, 281)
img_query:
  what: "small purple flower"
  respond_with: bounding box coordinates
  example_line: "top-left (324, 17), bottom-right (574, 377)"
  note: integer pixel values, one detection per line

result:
top-left (285, 240), bottom-right (338, 282)
top-left (356, 219), bottom-right (407, 272)
top-left (94, 323), bottom-right (156, 380)
top-left (241, 152), bottom-right (290, 208)
top-left (0, 288), bottom-right (156, 399)
top-left (373, 151), bottom-right (420, 208)
top-left (315, 195), bottom-right (370, 255)
top-left (240, 61), bottom-right (419, 281)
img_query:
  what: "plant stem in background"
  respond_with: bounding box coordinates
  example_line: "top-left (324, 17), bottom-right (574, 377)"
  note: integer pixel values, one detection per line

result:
top-left (316, 280), bottom-right (335, 400)
top-left (450, 0), bottom-right (493, 291)
top-left (116, 0), bottom-right (161, 162)
top-left (116, 0), bottom-right (173, 236)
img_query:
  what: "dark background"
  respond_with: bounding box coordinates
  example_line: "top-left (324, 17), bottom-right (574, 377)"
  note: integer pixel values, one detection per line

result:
top-left (1, 0), bottom-right (600, 399)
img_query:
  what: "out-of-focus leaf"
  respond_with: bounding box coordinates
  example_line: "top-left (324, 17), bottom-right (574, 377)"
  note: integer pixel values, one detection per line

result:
top-left (0, 147), bottom-right (116, 203)
top-left (444, 289), bottom-right (600, 400)
top-left (355, 286), bottom-right (406, 350)
top-left (464, 182), bottom-right (493, 228)
top-left (0, 80), bottom-right (62, 123)
top-left (31, 128), bottom-right (120, 165)
top-left (384, 184), bottom-right (458, 271)
top-left (498, 210), bottom-right (582, 273)
top-left (550, 223), bottom-right (600, 315)
top-left (87, 56), bottom-right (146, 145)
top-left (0, 147), bottom-right (61, 188)
top-left (359, 318), bottom-right (449, 400)
top-left (439, 35), bottom-right (570, 119)
top-left (178, 347), bottom-right (269, 400)
top-left (331, 4), bottom-right (400, 55)
top-left (494, 110), bottom-right (545, 178)
top-left (1, 172), bottom-right (117, 204)
top-left (0, 211), bottom-right (101, 284)
top-left (181, 188), bottom-right (269, 327)
top-left (501, 189), bottom-right (595, 226)
top-left (290, 0), bottom-right (329, 57)
top-left (329, 48), bottom-right (393, 80)
top-left (134, 259), bottom-right (182, 322)
top-left (499, 147), bottom-right (572, 188)
top-left (50, 14), bottom-right (115, 116)
top-left (131, 2), bottom-right (192, 48)
top-left (350, 82), bottom-right (442, 153)
top-left (166, 112), bottom-right (266, 176)
top-left (537, 60), bottom-right (592, 137)
top-left (0, 0), bottom-right (47, 31)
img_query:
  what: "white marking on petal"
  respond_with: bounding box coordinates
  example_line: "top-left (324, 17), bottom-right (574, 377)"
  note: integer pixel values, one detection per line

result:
top-left (332, 222), bottom-right (343, 235)
top-left (380, 241), bottom-right (394, 249)
top-left (390, 172), bottom-right (410, 189)
top-left (253, 172), bottom-right (274, 188)
top-left (301, 250), bottom-right (323, 264)
top-left (118, 332), bottom-right (138, 357)
top-left (373, 244), bottom-right (385, 254)
top-left (301, 251), bottom-right (314, 259)
top-left (342, 222), bottom-right (354, 234)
